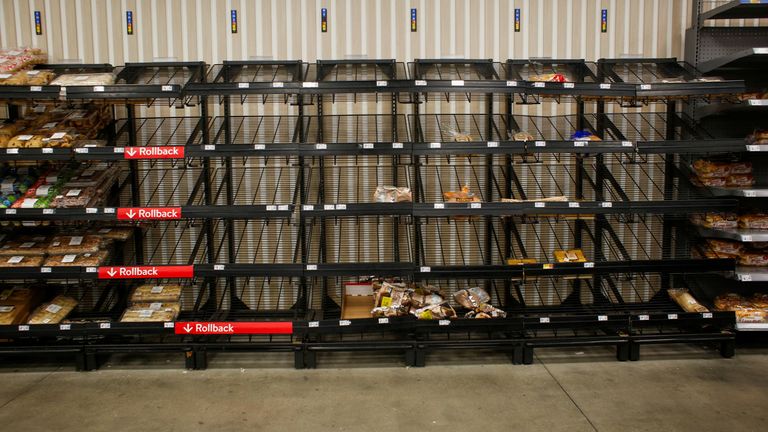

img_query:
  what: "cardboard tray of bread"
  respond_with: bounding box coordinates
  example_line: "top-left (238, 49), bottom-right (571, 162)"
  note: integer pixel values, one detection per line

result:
top-left (27, 295), bottom-right (78, 324)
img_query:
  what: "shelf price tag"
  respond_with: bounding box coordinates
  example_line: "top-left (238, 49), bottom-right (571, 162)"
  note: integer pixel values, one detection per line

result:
top-left (744, 190), bottom-right (757, 197)
top-left (640, 84), bottom-right (652, 90)
top-left (40, 267), bottom-right (52, 273)
top-left (323, 204), bottom-right (335, 210)
top-left (308, 321), bottom-right (319, 328)
top-left (42, 209), bottom-right (55, 215)
top-left (539, 317), bottom-right (550, 323)
top-left (278, 205), bottom-right (289, 211)
top-left (214, 264), bottom-right (225, 271)
top-left (30, 86), bottom-right (42, 92)
top-left (638, 314), bottom-right (649, 321)
top-left (100, 323), bottom-right (111, 329)
top-left (93, 86), bottom-right (105, 92)
top-left (161, 85), bottom-right (173, 92)
top-left (667, 314), bottom-right (678, 320)
top-left (335, 204), bottom-right (347, 210)
top-left (59, 324), bottom-right (71, 331)
top-left (302, 82), bottom-right (319, 88)
top-left (272, 82), bottom-right (284, 88)
top-left (601, 202), bottom-right (613, 208)
top-left (534, 202), bottom-right (545, 208)
top-left (574, 141), bottom-right (587, 147)
top-left (533, 82), bottom-right (545, 88)
top-left (5, 209), bottom-right (16, 215)
top-left (415, 80), bottom-right (427, 86)
top-left (600, 83), bottom-right (611, 90)
top-left (74, 148), bottom-right (89, 154)
top-left (85, 267), bottom-right (97, 273)
top-left (487, 141), bottom-right (499, 148)
top-left (392, 142), bottom-right (403, 149)
top-left (739, 274), bottom-right (753, 282)
top-left (420, 266), bottom-right (431, 273)
top-left (103, 208), bottom-right (115, 214)
top-left (315, 143), bottom-right (327, 150)
top-left (433, 203), bottom-right (445, 209)
top-left (376, 80), bottom-right (388, 87)
top-left (534, 141), bottom-right (546, 147)
top-left (266, 205), bottom-right (278, 211)
top-left (339, 320), bottom-right (351, 326)
top-left (702, 312), bottom-right (713, 319)
top-left (438, 320), bottom-right (451, 326)
top-left (598, 315), bottom-right (608, 321)
top-left (378, 318), bottom-right (389, 324)
top-left (42, 148), bottom-right (53, 154)
top-left (302, 205), bottom-right (314, 211)
top-left (238, 83), bottom-right (250, 89)
top-left (164, 322), bottom-right (174, 328)
top-left (583, 262), bottom-right (594, 268)
top-left (6, 148), bottom-right (19, 155)
top-left (451, 80), bottom-right (465, 86)
top-left (429, 142), bottom-right (441, 149)
top-left (506, 81), bottom-right (518, 87)
top-left (362, 143), bottom-right (374, 149)
top-left (254, 144), bottom-right (266, 150)
top-left (568, 202), bottom-right (580, 208)
top-left (306, 264), bottom-right (318, 271)
top-left (470, 202), bottom-right (482, 209)
top-left (563, 83), bottom-right (575, 89)
top-left (747, 145), bottom-right (760, 152)
top-left (18, 325), bottom-right (29, 331)
top-left (742, 235), bottom-right (753, 242)
top-left (203, 145), bottom-right (216, 151)
top-left (622, 141), bottom-right (633, 147)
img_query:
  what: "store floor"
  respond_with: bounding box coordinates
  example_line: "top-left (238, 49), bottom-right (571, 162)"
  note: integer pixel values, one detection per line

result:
top-left (0, 344), bottom-right (766, 432)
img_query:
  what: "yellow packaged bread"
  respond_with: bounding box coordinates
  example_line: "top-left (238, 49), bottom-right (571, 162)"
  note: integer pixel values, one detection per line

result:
top-left (554, 249), bottom-right (587, 263)
top-left (27, 295), bottom-right (78, 324)
top-left (120, 302), bottom-right (180, 322)
top-left (507, 258), bottom-right (538, 265)
top-left (129, 284), bottom-right (182, 303)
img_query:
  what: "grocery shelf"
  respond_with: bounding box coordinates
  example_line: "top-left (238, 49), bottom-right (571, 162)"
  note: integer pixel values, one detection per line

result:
top-left (0, 64), bottom-right (112, 100)
top-left (697, 226), bottom-right (768, 241)
top-left (734, 267), bottom-right (768, 281)
top-left (700, 0), bottom-right (768, 21)
top-left (699, 47), bottom-right (768, 74)
top-left (735, 322), bottom-right (768, 331)
top-left (504, 58), bottom-right (635, 98)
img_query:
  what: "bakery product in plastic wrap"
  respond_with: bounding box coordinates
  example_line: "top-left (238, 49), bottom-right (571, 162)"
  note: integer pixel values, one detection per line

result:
top-left (501, 196), bottom-right (568, 203)
top-left (571, 130), bottom-right (602, 141)
top-left (506, 258), bottom-right (538, 265)
top-left (95, 227), bottom-right (133, 241)
top-left (747, 130), bottom-right (768, 145)
top-left (120, 302), bottom-right (180, 322)
top-left (466, 303), bottom-right (507, 319)
top-left (690, 212), bottom-right (738, 229)
top-left (739, 213), bottom-right (768, 230)
top-left (371, 281), bottom-right (411, 317)
top-left (668, 288), bottom-right (709, 313)
top-left (554, 249), bottom-right (587, 263)
top-left (530, 73), bottom-right (567, 82)
top-left (46, 235), bottom-right (103, 254)
top-left (513, 131), bottom-right (535, 141)
top-left (411, 302), bottom-right (457, 320)
top-left (43, 250), bottom-right (108, 267)
top-left (705, 239), bottom-right (744, 255)
top-left (409, 285), bottom-right (444, 309)
top-left (453, 287), bottom-right (491, 309)
top-left (373, 186), bottom-right (412, 203)
top-left (51, 187), bottom-right (98, 208)
top-left (737, 250), bottom-right (768, 267)
top-left (130, 284), bottom-right (183, 303)
top-left (443, 185), bottom-right (480, 203)
top-left (0, 239), bottom-right (48, 256)
top-left (27, 295), bottom-right (78, 324)
top-left (50, 73), bottom-right (116, 87)
top-left (726, 174), bottom-right (755, 187)
top-left (0, 255), bottom-right (45, 267)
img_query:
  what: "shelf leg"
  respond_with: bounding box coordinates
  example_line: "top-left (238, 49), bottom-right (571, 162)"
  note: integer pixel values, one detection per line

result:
top-left (719, 339), bottom-right (735, 359)
top-left (522, 345), bottom-right (534, 365)
top-left (194, 349), bottom-right (208, 370)
top-left (629, 342), bottom-right (640, 361)
top-left (616, 343), bottom-right (629, 362)
top-left (185, 350), bottom-right (196, 369)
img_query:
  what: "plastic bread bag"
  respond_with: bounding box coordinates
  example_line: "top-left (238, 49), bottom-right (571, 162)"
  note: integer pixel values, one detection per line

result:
top-left (530, 73), bottom-right (567, 82)
top-left (411, 302), bottom-right (457, 320)
top-left (570, 130), bottom-right (602, 141)
top-left (466, 303), bottom-right (507, 319)
top-left (512, 130), bottom-right (535, 142)
top-left (27, 295), bottom-right (78, 324)
top-left (453, 287), bottom-right (491, 309)
top-left (373, 186), bottom-right (413, 203)
top-left (410, 285), bottom-right (444, 309)
top-left (50, 73), bottom-right (116, 87)
top-left (668, 288), bottom-right (709, 313)
top-left (443, 185), bottom-right (480, 203)
top-left (371, 281), bottom-right (412, 317)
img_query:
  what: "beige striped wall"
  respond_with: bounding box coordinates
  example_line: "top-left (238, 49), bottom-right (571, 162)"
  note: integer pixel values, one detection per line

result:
top-left (1, 0), bottom-right (695, 64)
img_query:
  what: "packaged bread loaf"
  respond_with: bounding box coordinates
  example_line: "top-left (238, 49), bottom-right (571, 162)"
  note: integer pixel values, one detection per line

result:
top-left (706, 239), bottom-right (744, 255)
top-left (739, 213), bottom-right (768, 230)
top-left (51, 187), bottom-right (97, 208)
top-left (43, 250), bottom-right (108, 267)
top-left (6, 134), bottom-right (44, 148)
top-left (0, 255), bottom-right (45, 267)
top-left (27, 295), bottom-right (78, 324)
top-left (444, 185), bottom-right (480, 203)
top-left (690, 212), bottom-right (738, 229)
top-left (50, 73), bottom-right (116, 87)
top-left (466, 303), bottom-right (507, 319)
top-left (95, 227), bottom-right (133, 241)
top-left (668, 288), bottom-right (709, 313)
top-left (411, 302), bottom-right (457, 320)
top-left (507, 258), bottom-right (538, 265)
top-left (726, 174), bottom-right (755, 187)
top-left (409, 285), bottom-right (444, 309)
top-left (513, 131), bottom-right (535, 141)
top-left (554, 249), bottom-right (587, 263)
top-left (737, 250), bottom-right (768, 267)
top-left (371, 281), bottom-right (411, 317)
top-left (751, 293), bottom-right (768, 308)
top-left (373, 186), bottom-right (412, 203)
top-left (120, 302), bottom-right (180, 322)
top-left (714, 293), bottom-right (748, 311)
top-left (130, 284), bottom-right (183, 303)
top-left (46, 235), bottom-right (103, 255)
top-left (0, 240), bottom-right (48, 256)
top-left (453, 287), bottom-right (491, 309)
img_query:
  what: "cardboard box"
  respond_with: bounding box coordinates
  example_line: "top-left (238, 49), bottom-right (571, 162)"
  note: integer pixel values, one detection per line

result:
top-left (341, 282), bottom-right (375, 320)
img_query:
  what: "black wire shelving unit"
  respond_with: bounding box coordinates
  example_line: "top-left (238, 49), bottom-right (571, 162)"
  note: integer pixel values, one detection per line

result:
top-left (0, 57), bottom-right (749, 369)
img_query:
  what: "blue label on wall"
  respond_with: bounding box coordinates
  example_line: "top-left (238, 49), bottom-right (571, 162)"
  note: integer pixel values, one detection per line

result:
top-left (231, 10), bottom-right (237, 34)
top-left (514, 8), bottom-right (520, 32)
top-left (411, 8), bottom-right (417, 32)
top-left (321, 8), bottom-right (328, 33)
top-left (34, 11), bottom-right (42, 35)
top-left (126, 11), bottom-right (133, 35)
top-left (601, 9), bottom-right (607, 33)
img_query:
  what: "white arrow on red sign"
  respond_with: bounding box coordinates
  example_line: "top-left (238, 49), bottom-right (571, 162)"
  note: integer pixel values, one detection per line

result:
top-left (126, 210), bottom-right (136, 219)
top-left (183, 324), bottom-right (193, 333)
top-left (125, 148), bottom-right (137, 157)
top-left (107, 268), bottom-right (117, 277)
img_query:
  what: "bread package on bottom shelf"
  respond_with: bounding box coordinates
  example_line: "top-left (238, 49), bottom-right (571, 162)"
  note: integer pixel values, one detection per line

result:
top-left (27, 295), bottom-right (78, 324)
top-left (465, 303), bottom-right (507, 319)
top-left (411, 302), bottom-right (457, 320)
top-left (453, 287), bottom-right (491, 309)
top-left (689, 212), bottom-right (738, 229)
top-left (371, 281), bottom-right (411, 318)
top-left (0, 287), bottom-right (43, 325)
top-left (341, 282), bottom-right (375, 319)
top-left (513, 131), bottom-right (535, 142)
top-left (50, 73), bottom-right (116, 87)
top-left (668, 288), bottom-right (709, 313)
top-left (705, 239), bottom-right (744, 255)
top-left (0, 239), bottom-right (49, 256)
top-left (120, 302), bottom-right (180, 322)
top-left (751, 293), bottom-right (768, 308)
top-left (373, 186), bottom-right (413, 203)
top-left (409, 285), bottom-right (444, 309)
top-left (0, 255), bottom-right (45, 267)
top-left (129, 284), bottom-right (183, 304)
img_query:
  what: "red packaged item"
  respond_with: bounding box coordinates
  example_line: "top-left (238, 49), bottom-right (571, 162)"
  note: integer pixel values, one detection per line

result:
top-left (706, 239), bottom-right (744, 255)
top-left (738, 250), bottom-right (768, 267)
top-left (726, 174), bottom-right (755, 187)
top-left (739, 213), bottom-right (768, 230)
top-left (693, 159), bottom-right (731, 178)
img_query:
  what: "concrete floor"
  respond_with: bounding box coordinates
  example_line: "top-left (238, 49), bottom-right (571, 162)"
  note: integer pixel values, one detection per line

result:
top-left (0, 344), bottom-right (766, 432)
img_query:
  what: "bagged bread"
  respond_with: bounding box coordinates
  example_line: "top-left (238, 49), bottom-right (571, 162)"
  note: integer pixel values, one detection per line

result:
top-left (373, 186), bottom-right (412, 203)
top-left (43, 250), bottom-right (108, 267)
top-left (371, 281), bottom-right (411, 317)
top-left (453, 287), bottom-right (491, 309)
top-left (411, 302), bottom-right (457, 320)
top-left (27, 295), bottom-right (78, 324)
top-left (554, 249), bottom-right (587, 263)
top-left (409, 285), bottom-right (444, 309)
top-left (130, 284), bottom-right (183, 303)
top-left (120, 302), bottom-right (180, 322)
top-left (0, 255), bottom-right (45, 267)
top-left (95, 227), bottom-right (133, 241)
top-left (46, 235), bottom-right (103, 254)
top-left (466, 303), bottom-right (507, 319)
top-left (50, 73), bottom-right (116, 86)
top-left (668, 288), bottom-right (708, 313)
